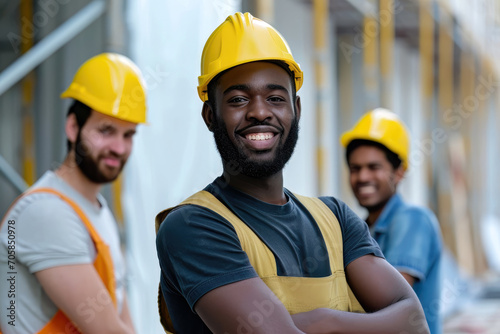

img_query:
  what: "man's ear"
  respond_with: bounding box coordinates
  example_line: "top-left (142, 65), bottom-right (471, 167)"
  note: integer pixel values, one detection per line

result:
top-left (65, 113), bottom-right (79, 147)
top-left (394, 165), bottom-right (406, 185)
top-left (295, 95), bottom-right (301, 121)
top-left (202, 101), bottom-right (215, 132)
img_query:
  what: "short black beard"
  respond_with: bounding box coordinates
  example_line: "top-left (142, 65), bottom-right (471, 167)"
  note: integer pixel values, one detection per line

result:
top-left (74, 132), bottom-right (122, 183)
top-left (212, 116), bottom-right (299, 178)
top-left (364, 200), bottom-right (389, 214)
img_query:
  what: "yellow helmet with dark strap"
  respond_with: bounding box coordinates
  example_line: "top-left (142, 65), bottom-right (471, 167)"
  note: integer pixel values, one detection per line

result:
top-left (61, 53), bottom-right (147, 124)
top-left (197, 12), bottom-right (303, 102)
top-left (340, 108), bottom-right (410, 170)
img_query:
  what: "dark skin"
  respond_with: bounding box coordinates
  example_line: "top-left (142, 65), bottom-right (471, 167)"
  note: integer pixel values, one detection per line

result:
top-left (203, 62), bottom-right (298, 205)
top-left (197, 61), bottom-right (428, 334)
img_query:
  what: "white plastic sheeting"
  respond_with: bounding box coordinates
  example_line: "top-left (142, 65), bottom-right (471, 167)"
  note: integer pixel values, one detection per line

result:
top-left (123, 0), bottom-right (339, 331)
top-left (481, 214), bottom-right (500, 272)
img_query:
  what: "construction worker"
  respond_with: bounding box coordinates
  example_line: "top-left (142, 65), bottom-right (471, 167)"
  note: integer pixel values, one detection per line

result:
top-left (155, 12), bottom-right (428, 333)
top-left (341, 108), bottom-right (443, 333)
top-left (0, 53), bottom-right (146, 334)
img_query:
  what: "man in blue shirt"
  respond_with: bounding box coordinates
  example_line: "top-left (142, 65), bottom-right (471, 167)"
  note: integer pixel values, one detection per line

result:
top-left (341, 108), bottom-right (443, 333)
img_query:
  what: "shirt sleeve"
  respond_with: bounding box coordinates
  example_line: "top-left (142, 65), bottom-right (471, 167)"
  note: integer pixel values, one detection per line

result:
top-left (13, 193), bottom-right (94, 273)
top-left (156, 205), bottom-right (258, 310)
top-left (383, 207), bottom-right (441, 281)
top-left (319, 197), bottom-right (384, 267)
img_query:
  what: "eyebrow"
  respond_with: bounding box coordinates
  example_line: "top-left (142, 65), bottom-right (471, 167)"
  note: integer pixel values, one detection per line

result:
top-left (223, 84), bottom-right (250, 96)
top-left (99, 123), bottom-right (136, 134)
top-left (99, 123), bottom-right (115, 130)
top-left (267, 84), bottom-right (288, 92)
top-left (222, 83), bottom-right (289, 96)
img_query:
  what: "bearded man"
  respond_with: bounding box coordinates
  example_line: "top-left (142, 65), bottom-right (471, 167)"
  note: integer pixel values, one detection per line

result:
top-left (154, 12), bottom-right (428, 334)
top-left (0, 53), bottom-right (146, 334)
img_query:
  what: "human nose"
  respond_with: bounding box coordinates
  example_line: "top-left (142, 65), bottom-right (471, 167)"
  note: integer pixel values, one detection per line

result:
top-left (108, 136), bottom-right (127, 155)
top-left (246, 98), bottom-right (273, 122)
top-left (357, 167), bottom-right (371, 182)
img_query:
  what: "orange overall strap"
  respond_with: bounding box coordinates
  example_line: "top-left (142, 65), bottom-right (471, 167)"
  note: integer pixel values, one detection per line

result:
top-left (32, 188), bottom-right (117, 305)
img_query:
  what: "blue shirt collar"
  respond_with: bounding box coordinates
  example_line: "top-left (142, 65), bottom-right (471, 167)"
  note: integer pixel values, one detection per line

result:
top-left (372, 193), bottom-right (403, 232)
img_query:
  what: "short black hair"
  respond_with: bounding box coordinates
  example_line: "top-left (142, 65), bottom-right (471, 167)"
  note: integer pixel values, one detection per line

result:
top-left (66, 100), bottom-right (91, 152)
top-left (346, 139), bottom-right (402, 170)
top-left (206, 60), bottom-right (297, 111)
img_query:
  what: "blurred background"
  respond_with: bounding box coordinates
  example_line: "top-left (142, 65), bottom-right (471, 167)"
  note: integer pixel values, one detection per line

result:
top-left (1, 0), bottom-right (500, 332)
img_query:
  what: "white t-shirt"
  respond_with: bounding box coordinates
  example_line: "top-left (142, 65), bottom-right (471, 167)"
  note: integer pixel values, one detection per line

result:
top-left (0, 171), bottom-right (126, 333)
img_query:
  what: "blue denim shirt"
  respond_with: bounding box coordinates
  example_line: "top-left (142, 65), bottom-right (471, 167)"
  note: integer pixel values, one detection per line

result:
top-left (372, 193), bottom-right (443, 334)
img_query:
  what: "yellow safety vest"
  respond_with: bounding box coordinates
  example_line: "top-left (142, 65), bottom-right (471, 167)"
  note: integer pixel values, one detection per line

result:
top-left (1, 188), bottom-right (116, 334)
top-left (155, 190), bottom-right (364, 333)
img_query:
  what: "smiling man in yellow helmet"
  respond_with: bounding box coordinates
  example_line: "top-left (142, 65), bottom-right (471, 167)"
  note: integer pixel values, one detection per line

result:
top-left (0, 53), bottom-right (146, 333)
top-left (341, 108), bottom-right (443, 333)
top-left (155, 12), bottom-right (428, 334)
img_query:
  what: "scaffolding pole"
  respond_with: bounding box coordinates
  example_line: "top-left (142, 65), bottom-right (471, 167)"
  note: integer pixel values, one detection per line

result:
top-left (0, 0), bottom-right (106, 96)
top-left (313, 0), bottom-right (330, 195)
top-left (0, 155), bottom-right (28, 193)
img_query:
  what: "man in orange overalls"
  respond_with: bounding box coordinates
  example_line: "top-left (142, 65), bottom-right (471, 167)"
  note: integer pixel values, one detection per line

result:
top-left (0, 53), bottom-right (147, 334)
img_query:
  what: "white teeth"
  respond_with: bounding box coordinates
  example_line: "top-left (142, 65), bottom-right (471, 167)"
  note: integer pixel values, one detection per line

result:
top-left (246, 133), bottom-right (274, 141)
top-left (358, 185), bottom-right (376, 195)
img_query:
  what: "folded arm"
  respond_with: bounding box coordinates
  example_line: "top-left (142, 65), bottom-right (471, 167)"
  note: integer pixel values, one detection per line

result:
top-left (194, 256), bottom-right (428, 334)
top-left (36, 264), bottom-right (135, 334)
top-left (195, 277), bottom-right (305, 334)
top-left (291, 255), bottom-right (429, 334)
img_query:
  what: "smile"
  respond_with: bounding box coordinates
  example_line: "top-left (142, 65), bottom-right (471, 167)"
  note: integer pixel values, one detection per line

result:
top-left (240, 131), bottom-right (279, 151)
top-left (357, 185), bottom-right (376, 195)
top-left (245, 132), bottom-right (275, 141)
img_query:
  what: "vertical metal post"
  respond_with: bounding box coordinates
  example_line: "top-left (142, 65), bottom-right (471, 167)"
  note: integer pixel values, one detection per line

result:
top-left (20, 0), bottom-right (36, 186)
top-left (379, 0), bottom-right (394, 109)
top-left (438, 11), bottom-right (453, 118)
top-left (437, 4), bottom-right (458, 263)
top-left (313, 0), bottom-right (329, 195)
top-left (363, 4), bottom-right (379, 110)
top-left (419, 1), bottom-right (434, 113)
top-left (256, 0), bottom-right (274, 24)
top-left (338, 34), bottom-right (356, 202)
top-left (419, 0), bottom-right (434, 208)
top-left (460, 50), bottom-right (486, 275)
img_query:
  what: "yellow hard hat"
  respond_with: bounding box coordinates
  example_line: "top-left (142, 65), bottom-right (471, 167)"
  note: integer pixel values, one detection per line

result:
top-left (61, 53), bottom-right (147, 124)
top-left (197, 12), bottom-right (303, 102)
top-left (340, 108), bottom-right (410, 170)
